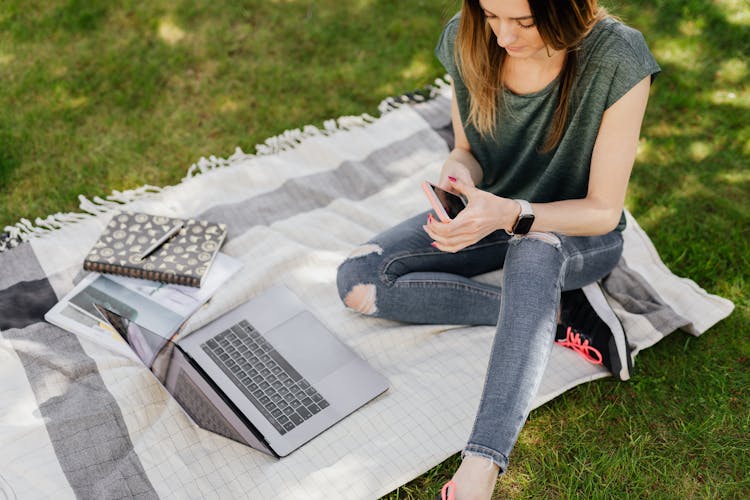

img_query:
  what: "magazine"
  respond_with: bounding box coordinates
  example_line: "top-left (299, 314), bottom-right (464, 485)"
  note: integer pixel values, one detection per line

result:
top-left (45, 252), bottom-right (242, 360)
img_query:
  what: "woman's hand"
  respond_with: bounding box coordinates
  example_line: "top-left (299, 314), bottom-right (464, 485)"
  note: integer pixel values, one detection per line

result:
top-left (438, 153), bottom-right (475, 192)
top-left (424, 178), bottom-right (520, 253)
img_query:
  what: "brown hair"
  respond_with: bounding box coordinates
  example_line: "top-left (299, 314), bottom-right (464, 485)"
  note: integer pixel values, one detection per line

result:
top-left (455, 0), bottom-right (606, 151)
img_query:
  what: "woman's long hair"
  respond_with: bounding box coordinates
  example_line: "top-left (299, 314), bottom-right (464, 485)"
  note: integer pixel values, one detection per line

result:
top-left (455, 0), bottom-right (606, 151)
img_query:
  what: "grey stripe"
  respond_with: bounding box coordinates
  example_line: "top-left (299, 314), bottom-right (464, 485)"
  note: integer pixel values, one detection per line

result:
top-left (4, 322), bottom-right (158, 499)
top-left (602, 261), bottom-right (690, 335)
top-left (199, 127), bottom-right (448, 240)
top-left (0, 242), bottom-right (47, 289)
top-left (1, 247), bottom-right (156, 498)
top-left (412, 93), bottom-right (454, 150)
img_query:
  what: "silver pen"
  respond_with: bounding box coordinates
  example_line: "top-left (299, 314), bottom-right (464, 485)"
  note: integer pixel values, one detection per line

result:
top-left (138, 222), bottom-right (184, 261)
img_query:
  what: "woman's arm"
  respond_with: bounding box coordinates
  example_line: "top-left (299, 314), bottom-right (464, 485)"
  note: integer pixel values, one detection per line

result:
top-left (437, 82), bottom-right (484, 188)
top-left (529, 75), bottom-right (652, 235)
top-left (425, 76), bottom-right (653, 252)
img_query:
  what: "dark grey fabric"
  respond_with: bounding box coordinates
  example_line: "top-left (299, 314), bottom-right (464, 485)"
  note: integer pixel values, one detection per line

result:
top-left (4, 322), bottom-right (158, 500)
top-left (0, 246), bottom-right (157, 499)
top-left (0, 241), bottom-right (47, 288)
top-left (412, 92), bottom-right (455, 150)
top-left (603, 260), bottom-right (691, 335)
top-left (0, 277), bottom-right (59, 330)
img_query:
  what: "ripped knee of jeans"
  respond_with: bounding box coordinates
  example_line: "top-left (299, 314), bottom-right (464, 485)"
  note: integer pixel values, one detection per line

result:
top-left (346, 243), bottom-right (383, 259)
top-left (342, 283), bottom-right (378, 315)
top-left (519, 231), bottom-right (561, 248)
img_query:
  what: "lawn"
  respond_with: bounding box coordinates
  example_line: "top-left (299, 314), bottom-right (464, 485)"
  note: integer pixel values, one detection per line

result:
top-left (1, 0), bottom-right (748, 498)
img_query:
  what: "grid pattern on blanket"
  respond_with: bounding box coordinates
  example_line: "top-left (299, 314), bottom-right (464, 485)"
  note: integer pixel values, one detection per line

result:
top-left (0, 84), bottom-right (734, 499)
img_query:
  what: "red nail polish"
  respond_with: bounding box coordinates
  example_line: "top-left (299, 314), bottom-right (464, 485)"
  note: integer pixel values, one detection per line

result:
top-left (448, 176), bottom-right (457, 182)
top-left (431, 242), bottom-right (438, 248)
top-left (428, 213), bottom-right (434, 223)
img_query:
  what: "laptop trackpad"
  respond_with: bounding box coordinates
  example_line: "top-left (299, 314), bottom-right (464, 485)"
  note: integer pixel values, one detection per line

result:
top-left (265, 310), bottom-right (354, 383)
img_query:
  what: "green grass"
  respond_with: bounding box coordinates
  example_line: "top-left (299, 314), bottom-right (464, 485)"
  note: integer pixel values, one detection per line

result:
top-left (2, 0), bottom-right (748, 498)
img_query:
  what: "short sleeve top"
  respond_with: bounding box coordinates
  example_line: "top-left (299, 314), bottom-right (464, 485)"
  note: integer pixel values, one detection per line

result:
top-left (435, 14), bottom-right (660, 230)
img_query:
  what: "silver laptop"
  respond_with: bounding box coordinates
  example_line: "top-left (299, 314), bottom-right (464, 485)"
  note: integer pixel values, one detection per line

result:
top-left (97, 285), bottom-right (389, 457)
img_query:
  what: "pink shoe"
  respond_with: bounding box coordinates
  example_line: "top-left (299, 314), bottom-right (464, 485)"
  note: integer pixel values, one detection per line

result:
top-left (437, 480), bottom-right (456, 500)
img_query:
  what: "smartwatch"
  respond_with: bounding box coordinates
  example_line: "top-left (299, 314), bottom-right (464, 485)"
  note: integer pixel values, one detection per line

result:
top-left (511, 199), bottom-right (535, 235)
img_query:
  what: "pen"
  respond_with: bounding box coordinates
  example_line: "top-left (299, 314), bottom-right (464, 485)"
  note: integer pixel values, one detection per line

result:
top-left (138, 222), bottom-right (183, 261)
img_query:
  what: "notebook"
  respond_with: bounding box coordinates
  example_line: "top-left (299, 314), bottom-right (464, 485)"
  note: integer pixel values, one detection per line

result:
top-left (95, 284), bottom-right (390, 457)
top-left (83, 211), bottom-right (227, 287)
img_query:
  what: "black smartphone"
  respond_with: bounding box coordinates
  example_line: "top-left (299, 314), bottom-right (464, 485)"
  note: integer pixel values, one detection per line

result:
top-left (422, 181), bottom-right (467, 222)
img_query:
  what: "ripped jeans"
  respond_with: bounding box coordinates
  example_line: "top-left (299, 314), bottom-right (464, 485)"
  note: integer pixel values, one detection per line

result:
top-left (336, 210), bottom-right (623, 473)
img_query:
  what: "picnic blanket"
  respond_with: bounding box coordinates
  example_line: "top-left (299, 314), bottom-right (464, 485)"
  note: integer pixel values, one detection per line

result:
top-left (0, 81), bottom-right (734, 499)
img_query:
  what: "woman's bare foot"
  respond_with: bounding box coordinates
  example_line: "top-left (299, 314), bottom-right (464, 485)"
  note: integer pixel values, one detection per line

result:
top-left (446, 455), bottom-right (499, 500)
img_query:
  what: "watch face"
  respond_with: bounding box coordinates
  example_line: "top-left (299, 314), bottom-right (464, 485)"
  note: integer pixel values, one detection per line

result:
top-left (513, 214), bottom-right (535, 235)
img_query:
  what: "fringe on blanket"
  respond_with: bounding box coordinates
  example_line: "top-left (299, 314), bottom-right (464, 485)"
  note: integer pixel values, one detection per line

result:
top-left (0, 77), bottom-right (452, 253)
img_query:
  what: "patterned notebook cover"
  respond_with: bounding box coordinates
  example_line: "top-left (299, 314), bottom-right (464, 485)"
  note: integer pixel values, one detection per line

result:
top-left (83, 211), bottom-right (227, 287)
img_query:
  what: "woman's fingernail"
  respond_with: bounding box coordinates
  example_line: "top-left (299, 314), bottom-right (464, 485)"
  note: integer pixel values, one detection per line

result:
top-left (427, 213), bottom-right (434, 223)
top-left (431, 242), bottom-right (438, 248)
top-left (448, 176), bottom-right (457, 182)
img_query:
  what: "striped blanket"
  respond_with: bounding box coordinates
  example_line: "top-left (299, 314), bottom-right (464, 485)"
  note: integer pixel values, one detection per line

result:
top-left (0, 83), bottom-right (734, 499)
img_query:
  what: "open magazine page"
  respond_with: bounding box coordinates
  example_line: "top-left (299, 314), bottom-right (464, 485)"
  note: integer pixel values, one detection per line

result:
top-left (44, 253), bottom-right (242, 358)
top-left (106, 253), bottom-right (243, 317)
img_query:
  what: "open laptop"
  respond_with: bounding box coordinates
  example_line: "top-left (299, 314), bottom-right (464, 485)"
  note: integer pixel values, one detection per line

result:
top-left (95, 285), bottom-right (389, 457)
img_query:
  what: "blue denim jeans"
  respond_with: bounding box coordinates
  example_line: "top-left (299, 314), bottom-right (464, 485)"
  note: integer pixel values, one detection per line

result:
top-left (336, 210), bottom-right (623, 473)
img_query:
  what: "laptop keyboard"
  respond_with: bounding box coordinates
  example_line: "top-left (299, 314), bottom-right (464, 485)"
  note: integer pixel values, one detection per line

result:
top-left (201, 319), bottom-right (330, 435)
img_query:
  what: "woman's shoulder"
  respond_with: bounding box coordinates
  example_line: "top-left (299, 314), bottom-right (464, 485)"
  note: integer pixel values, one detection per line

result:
top-left (437, 12), bottom-right (461, 49)
top-left (581, 17), bottom-right (654, 66)
top-left (435, 13), bottom-right (462, 74)
top-left (579, 17), bottom-right (660, 108)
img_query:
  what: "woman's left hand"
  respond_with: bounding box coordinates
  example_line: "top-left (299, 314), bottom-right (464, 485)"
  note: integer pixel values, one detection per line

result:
top-left (424, 178), bottom-right (520, 253)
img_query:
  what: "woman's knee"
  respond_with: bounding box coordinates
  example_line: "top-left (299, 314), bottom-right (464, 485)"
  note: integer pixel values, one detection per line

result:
top-left (336, 243), bottom-right (384, 315)
top-left (503, 233), bottom-right (565, 277)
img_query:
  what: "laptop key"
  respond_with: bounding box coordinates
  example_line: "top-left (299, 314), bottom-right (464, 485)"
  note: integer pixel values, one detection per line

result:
top-left (201, 319), bottom-right (332, 435)
top-left (267, 349), bottom-right (304, 383)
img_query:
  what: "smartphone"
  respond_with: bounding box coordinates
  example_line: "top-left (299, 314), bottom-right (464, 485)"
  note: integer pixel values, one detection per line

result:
top-left (422, 181), bottom-right (467, 222)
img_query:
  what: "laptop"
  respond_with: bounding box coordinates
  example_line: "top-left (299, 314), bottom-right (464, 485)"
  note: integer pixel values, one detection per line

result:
top-left (95, 284), bottom-right (389, 457)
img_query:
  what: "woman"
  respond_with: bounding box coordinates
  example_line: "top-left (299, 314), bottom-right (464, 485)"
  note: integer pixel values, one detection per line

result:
top-left (337, 0), bottom-right (659, 497)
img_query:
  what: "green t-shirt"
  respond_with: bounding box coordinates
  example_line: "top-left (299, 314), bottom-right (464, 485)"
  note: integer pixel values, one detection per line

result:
top-left (435, 15), bottom-right (660, 231)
